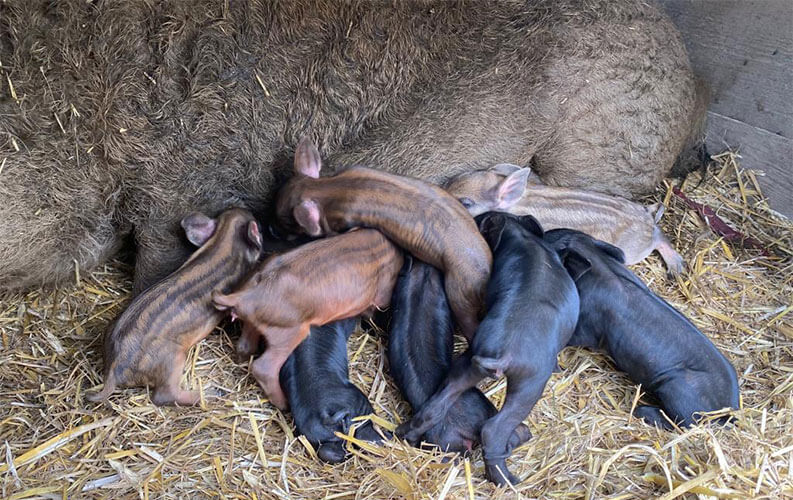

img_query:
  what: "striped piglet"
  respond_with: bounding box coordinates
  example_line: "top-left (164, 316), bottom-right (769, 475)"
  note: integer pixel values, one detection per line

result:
top-left (88, 208), bottom-right (263, 405)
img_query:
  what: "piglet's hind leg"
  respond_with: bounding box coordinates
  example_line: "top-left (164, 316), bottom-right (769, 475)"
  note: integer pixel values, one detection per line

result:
top-left (481, 373), bottom-right (550, 486)
top-left (252, 325), bottom-right (309, 410)
top-left (152, 353), bottom-right (200, 406)
top-left (397, 352), bottom-right (486, 443)
top-left (654, 230), bottom-right (685, 276)
top-left (444, 273), bottom-right (482, 341)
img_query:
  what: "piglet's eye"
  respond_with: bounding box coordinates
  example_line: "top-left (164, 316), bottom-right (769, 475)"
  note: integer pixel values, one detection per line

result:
top-left (458, 198), bottom-right (474, 209)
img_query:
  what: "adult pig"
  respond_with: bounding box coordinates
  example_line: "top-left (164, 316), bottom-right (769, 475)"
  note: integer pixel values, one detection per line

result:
top-left (0, 0), bottom-right (704, 294)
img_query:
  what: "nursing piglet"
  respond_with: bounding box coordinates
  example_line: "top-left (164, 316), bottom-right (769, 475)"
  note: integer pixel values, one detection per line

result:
top-left (544, 228), bottom-right (739, 428)
top-left (387, 256), bottom-right (530, 453)
top-left (89, 208), bottom-right (263, 405)
top-left (275, 138), bottom-right (491, 340)
top-left (445, 164), bottom-right (685, 274)
top-left (280, 318), bottom-right (383, 463)
top-left (396, 213), bottom-right (580, 485)
top-left (211, 229), bottom-right (403, 410)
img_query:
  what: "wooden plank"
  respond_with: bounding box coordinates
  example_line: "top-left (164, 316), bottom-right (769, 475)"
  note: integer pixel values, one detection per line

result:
top-left (705, 111), bottom-right (793, 217)
top-left (658, 0), bottom-right (793, 138)
top-left (657, 0), bottom-right (792, 217)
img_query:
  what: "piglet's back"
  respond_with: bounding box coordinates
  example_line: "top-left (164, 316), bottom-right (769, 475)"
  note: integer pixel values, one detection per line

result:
top-left (516, 185), bottom-right (655, 255)
top-left (321, 167), bottom-right (490, 271)
top-left (243, 229), bottom-right (404, 325)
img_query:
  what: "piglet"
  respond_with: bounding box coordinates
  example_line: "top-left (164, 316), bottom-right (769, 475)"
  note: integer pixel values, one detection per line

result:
top-left (89, 208), bottom-right (263, 405)
top-left (445, 164), bottom-right (685, 274)
top-left (387, 255), bottom-right (531, 453)
top-left (275, 138), bottom-right (491, 340)
top-left (211, 228), bottom-right (403, 410)
top-left (396, 213), bottom-right (580, 485)
top-left (544, 228), bottom-right (740, 428)
top-left (280, 318), bottom-right (384, 463)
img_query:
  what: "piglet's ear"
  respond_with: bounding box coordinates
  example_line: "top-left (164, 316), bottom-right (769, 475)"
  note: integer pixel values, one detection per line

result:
top-left (247, 221), bottom-right (263, 249)
top-left (477, 212), bottom-right (507, 250)
top-left (294, 136), bottom-right (322, 178)
top-left (518, 214), bottom-right (544, 237)
top-left (594, 240), bottom-right (626, 264)
top-left (181, 212), bottom-right (217, 247)
top-left (293, 199), bottom-right (322, 236)
top-left (495, 167), bottom-right (530, 209)
top-left (561, 249), bottom-right (592, 282)
top-left (490, 163), bottom-right (523, 176)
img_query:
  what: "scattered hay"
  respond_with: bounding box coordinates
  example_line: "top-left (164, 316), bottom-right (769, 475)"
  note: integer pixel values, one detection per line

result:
top-left (1, 153), bottom-right (791, 499)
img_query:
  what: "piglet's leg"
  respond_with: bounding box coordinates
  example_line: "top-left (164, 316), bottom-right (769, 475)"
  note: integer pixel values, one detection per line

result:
top-left (396, 352), bottom-right (486, 443)
top-left (251, 324), bottom-right (309, 410)
top-left (444, 275), bottom-right (482, 341)
top-left (236, 323), bottom-right (261, 361)
top-left (654, 230), bottom-right (685, 276)
top-left (480, 373), bottom-right (549, 486)
top-left (634, 405), bottom-right (677, 430)
top-left (152, 352), bottom-right (201, 406)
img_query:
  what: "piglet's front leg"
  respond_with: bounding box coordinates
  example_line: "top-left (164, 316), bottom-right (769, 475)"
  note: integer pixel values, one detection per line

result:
top-left (251, 324), bottom-right (310, 410)
top-left (236, 323), bottom-right (261, 362)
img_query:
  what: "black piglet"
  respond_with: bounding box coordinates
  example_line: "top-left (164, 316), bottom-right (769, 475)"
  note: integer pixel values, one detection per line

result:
top-left (387, 256), bottom-right (531, 453)
top-left (280, 318), bottom-right (383, 463)
top-left (544, 228), bottom-right (740, 428)
top-left (396, 213), bottom-right (580, 485)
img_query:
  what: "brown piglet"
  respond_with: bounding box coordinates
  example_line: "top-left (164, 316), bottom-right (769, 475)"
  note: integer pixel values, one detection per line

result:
top-left (88, 208), bottom-right (263, 405)
top-left (275, 138), bottom-right (491, 340)
top-left (445, 164), bottom-right (685, 274)
top-left (211, 229), bottom-right (403, 410)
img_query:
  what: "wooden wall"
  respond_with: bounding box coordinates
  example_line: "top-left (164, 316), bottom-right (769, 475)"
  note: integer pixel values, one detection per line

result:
top-left (657, 0), bottom-right (793, 217)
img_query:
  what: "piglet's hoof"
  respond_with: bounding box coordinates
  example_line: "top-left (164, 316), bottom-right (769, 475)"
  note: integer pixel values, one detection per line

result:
top-left (634, 405), bottom-right (676, 430)
top-left (486, 463), bottom-right (521, 487)
top-left (507, 424), bottom-right (532, 450)
top-left (395, 422), bottom-right (421, 445)
top-left (354, 421), bottom-right (388, 443)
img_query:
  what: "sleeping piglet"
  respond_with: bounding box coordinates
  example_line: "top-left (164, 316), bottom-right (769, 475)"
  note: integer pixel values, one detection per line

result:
top-left (280, 318), bottom-right (383, 463)
top-left (397, 213), bottom-right (580, 485)
top-left (275, 138), bottom-right (491, 340)
top-left (211, 228), bottom-right (403, 410)
top-left (444, 164), bottom-right (685, 274)
top-left (544, 228), bottom-right (739, 428)
top-left (387, 255), bottom-right (531, 454)
top-left (89, 208), bottom-right (263, 405)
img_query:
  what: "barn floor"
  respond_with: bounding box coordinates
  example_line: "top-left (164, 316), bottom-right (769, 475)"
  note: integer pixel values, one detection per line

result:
top-left (0, 153), bottom-right (791, 500)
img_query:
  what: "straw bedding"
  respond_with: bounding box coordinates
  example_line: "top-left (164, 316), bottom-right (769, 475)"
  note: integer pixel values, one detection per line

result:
top-left (0, 153), bottom-right (791, 499)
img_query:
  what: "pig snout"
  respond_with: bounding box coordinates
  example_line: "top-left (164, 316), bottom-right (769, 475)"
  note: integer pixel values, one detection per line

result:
top-left (316, 441), bottom-right (348, 464)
